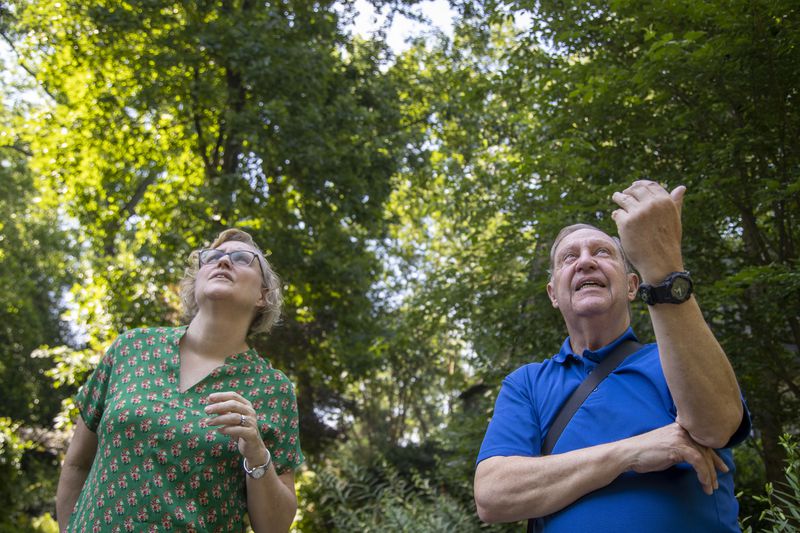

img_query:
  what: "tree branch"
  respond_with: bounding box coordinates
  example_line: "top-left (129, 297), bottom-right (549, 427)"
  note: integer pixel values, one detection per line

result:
top-left (0, 143), bottom-right (33, 157)
top-left (190, 66), bottom-right (213, 175)
top-left (0, 31), bottom-right (58, 103)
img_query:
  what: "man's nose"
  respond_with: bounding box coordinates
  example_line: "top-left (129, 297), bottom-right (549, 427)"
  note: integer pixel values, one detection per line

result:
top-left (575, 250), bottom-right (597, 271)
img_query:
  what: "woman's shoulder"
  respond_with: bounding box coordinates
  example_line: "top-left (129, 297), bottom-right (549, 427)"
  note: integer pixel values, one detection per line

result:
top-left (242, 357), bottom-right (296, 397)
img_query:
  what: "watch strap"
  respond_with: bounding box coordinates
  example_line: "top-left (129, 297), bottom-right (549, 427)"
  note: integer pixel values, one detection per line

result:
top-left (638, 271), bottom-right (692, 305)
top-left (243, 449), bottom-right (272, 476)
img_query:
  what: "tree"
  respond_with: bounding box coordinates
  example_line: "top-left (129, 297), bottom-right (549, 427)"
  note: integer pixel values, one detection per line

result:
top-left (0, 65), bottom-right (74, 528)
top-left (5, 0), bottom-right (419, 457)
top-left (380, 0), bottom-right (799, 526)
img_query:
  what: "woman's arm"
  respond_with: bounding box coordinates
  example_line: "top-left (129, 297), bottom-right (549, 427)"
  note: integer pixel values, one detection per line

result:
top-left (56, 418), bottom-right (98, 532)
top-left (246, 466), bottom-right (298, 532)
top-left (204, 391), bottom-right (299, 532)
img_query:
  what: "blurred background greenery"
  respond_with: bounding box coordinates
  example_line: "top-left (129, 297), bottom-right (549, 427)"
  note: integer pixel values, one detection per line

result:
top-left (1, 0), bottom-right (798, 530)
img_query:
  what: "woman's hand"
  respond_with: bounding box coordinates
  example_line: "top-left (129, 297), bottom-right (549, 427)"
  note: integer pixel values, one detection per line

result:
top-left (203, 391), bottom-right (269, 466)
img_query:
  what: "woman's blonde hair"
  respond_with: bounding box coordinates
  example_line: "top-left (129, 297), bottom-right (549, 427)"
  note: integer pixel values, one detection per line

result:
top-left (179, 228), bottom-right (282, 335)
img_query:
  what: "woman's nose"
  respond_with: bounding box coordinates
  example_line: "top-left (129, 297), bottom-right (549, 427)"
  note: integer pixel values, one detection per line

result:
top-left (216, 254), bottom-right (234, 267)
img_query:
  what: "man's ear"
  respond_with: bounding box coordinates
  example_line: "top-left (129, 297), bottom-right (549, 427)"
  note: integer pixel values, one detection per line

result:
top-left (546, 281), bottom-right (558, 308)
top-left (627, 272), bottom-right (640, 302)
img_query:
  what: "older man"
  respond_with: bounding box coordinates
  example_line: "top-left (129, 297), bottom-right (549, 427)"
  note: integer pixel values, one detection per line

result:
top-left (474, 181), bottom-right (749, 532)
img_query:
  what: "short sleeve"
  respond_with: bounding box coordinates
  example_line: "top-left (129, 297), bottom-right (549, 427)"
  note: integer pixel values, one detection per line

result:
top-left (723, 398), bottom-right (752, 449)
top-left (256, 372), bottom-right (305, 475)
top-left (74, 337), bottom-right (119, 432)
top-left (476, 367), bottom-right (542, 465)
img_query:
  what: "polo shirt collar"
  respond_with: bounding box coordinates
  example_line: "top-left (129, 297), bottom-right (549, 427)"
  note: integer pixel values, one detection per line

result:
top-left (553, 327), bottom-right (639, 364)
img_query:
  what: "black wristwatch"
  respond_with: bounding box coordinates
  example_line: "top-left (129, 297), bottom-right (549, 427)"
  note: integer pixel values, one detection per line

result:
top-left (638, 271), bottom-right (693, 305)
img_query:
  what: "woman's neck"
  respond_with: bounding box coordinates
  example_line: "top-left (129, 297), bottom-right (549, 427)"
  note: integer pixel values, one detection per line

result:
top-left (183, 310), bottom-right (251, 361)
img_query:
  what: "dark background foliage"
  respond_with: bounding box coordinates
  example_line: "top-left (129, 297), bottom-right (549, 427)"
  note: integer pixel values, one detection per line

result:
top-left (0, 0), bottom-right (798, 530)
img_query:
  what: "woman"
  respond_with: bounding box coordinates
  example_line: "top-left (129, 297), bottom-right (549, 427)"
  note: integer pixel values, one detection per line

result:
top-left (56, 229), bottom-right (304, 533)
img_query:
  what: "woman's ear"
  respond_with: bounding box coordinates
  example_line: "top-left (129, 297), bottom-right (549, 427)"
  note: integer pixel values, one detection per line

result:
top-left (256, 288), bottom-right (268, 308)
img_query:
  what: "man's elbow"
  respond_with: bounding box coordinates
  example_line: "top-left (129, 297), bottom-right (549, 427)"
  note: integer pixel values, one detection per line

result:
top-left (687, 405), bottom-right (744, 449)
top-left (474, 489), bottom-right (503, 524)
top-left (474, 478), bottom-right (522, 524)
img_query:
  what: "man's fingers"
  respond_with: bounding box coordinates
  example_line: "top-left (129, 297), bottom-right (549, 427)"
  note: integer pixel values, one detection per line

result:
top-left (623, 179), bottom-right (664, 199)
top-left (683, 446), bottom-right (714, 495)
top-left (670, 185), bottom-right (686, 217)
top-left (713, 451), bottom-right (730, 473)
top-left (611, 191), bottom-right (636, 210)
top-left (702, 447), bottom-right (718, 491)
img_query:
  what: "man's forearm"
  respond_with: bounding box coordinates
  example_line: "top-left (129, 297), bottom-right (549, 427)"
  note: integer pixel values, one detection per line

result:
top-left (474, 422), bottom-right (724, 524)
top-left (610, 182), bottom-right (743, 448)
top-left (648, 296), bottom-right (743, 448)
top-left (474, 440), bottom-right (629, 523)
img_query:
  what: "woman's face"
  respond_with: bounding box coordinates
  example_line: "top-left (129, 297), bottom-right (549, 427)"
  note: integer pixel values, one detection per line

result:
top-left (194, 240), bottom-right (266, 315)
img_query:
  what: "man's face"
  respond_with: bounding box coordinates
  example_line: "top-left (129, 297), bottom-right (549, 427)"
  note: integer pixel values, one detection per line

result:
top-left (546, 228), bottom-right (638, 324)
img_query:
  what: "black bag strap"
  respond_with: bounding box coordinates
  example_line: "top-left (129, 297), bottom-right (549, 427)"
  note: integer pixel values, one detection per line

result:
top-left (527, 339), bottom-right (643, 533)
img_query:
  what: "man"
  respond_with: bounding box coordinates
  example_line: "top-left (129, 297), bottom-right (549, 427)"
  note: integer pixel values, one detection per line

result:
top-left (474, 181), bottom-right (749, 532)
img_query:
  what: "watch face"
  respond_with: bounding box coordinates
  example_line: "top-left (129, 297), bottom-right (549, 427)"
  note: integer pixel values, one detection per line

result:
top-left (250, 467), bottom-right (266, 479)
top-left (671, 277), bottom-right (691, 300)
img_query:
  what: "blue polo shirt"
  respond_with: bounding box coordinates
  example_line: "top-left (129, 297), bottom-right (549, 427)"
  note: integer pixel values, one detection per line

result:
top-left (477, 328), bottom-right (750, 532)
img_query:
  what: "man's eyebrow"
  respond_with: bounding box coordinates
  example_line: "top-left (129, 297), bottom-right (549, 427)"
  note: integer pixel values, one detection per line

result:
top-left (556, 244), bottom-right (577, 257)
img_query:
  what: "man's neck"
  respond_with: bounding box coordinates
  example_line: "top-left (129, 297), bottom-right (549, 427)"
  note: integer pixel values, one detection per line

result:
top-left (566, 315), bottom-right (631, 355)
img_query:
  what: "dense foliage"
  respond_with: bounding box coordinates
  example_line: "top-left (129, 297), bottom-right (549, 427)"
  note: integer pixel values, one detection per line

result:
top-left (1, 0), bottom-right (798, 530)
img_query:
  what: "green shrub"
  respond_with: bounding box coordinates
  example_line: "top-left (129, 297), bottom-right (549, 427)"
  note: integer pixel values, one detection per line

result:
top-left (742, 435), bottom-right (800, 533)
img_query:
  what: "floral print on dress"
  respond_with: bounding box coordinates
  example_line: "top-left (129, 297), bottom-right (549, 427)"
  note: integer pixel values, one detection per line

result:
top-left (68, 327), bottom-right (304, 533)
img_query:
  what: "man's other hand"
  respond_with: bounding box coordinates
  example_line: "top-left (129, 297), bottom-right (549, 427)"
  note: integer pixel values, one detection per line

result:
top-left (623, 422), bottom-right (729, 495)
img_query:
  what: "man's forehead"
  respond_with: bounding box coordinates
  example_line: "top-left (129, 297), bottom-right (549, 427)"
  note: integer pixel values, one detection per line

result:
top-left (555, 228), bottom-right (617, 252)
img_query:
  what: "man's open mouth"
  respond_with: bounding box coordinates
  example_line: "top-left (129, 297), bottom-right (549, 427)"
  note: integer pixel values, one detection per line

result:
top-left (576, 280), bottom-right (605, 291)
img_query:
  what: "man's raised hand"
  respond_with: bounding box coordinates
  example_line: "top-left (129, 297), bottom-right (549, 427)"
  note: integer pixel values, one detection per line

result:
top-left (611, 180), bottom-right (686, 284)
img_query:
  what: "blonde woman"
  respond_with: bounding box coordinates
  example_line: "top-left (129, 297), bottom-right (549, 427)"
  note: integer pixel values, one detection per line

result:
top-left (57, 229), bottom-right (303, 533)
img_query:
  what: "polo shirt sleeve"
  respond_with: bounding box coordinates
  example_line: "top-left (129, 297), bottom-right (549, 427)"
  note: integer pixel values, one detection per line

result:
top-left (74, 335), bottom-right (121, 432)
top-left (722, 398), bottom-right (752, 449)
top-left (256, 371), bottom-right (305, 475)
top-left (476, 366), bottom-right (541, 464)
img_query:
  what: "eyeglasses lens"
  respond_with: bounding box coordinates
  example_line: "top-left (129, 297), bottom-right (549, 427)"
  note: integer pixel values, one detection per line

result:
top-left (199, 250), bottom-right (255, 266)
top-left (230, 252), bottom-right (254, 266)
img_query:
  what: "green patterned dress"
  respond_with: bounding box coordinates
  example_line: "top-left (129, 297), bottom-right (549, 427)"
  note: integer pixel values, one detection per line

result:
top-left (67, 326), bottom-right (304, 533)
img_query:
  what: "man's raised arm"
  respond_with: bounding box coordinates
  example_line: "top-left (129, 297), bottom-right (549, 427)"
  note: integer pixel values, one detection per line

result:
top-left (611, 181), bottom-right (743, 448)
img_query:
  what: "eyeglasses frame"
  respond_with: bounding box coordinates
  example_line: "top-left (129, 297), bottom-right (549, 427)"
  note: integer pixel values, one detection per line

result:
top-left (198, 249), bottom-right (265, 276)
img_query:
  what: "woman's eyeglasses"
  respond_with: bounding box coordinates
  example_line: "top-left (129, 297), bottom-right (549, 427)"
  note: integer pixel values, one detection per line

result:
top-left (198, 249), bottom-right (262, 273)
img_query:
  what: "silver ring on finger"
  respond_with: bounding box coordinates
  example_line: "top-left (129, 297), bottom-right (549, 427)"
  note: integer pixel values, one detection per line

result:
top-left (240, 414), bottom-right (247, 427)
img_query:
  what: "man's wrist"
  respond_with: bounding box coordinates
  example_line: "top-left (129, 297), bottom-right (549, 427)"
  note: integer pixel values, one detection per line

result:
top-left (637, 263), bottom-right (685, 285)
